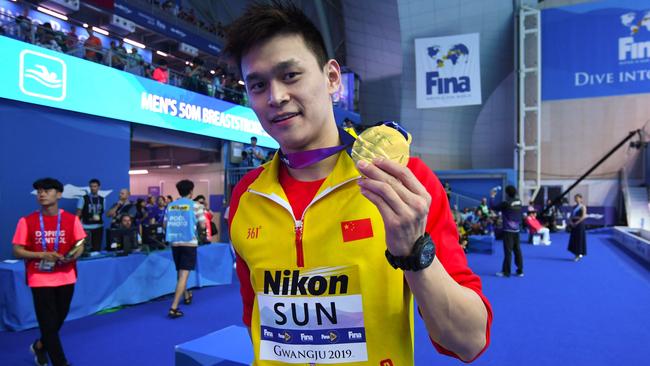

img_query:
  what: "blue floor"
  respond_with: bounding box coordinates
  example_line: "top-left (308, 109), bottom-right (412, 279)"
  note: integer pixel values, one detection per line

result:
top-left (2, 232), bottom-right (650, 365)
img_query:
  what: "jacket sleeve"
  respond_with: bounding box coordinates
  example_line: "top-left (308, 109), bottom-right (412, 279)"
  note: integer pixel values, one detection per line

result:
top-left (408, 157), bottom-right (493, 362)
top-left (228, 166), bottom-right (265, 327)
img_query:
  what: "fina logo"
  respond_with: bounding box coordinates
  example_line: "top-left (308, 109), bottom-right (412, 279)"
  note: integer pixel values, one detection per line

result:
top-left (619, 11), bottom-right (650, 62)
top-left (425, 44), bottom-right (471, 95)
top-left (19, 50), bottom-right (67, 101)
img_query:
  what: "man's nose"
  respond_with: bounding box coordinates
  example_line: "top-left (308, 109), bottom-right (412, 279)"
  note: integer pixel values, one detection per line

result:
top-left (267, 81), bottom-right (289, 107)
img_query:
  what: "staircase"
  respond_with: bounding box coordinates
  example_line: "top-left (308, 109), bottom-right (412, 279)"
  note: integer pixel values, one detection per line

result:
top-left (621, 169), bottom-right (650, 229)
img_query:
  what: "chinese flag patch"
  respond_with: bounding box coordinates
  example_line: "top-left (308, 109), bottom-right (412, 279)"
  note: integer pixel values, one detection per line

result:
top-left (341, 218), bottom-right (373, 242)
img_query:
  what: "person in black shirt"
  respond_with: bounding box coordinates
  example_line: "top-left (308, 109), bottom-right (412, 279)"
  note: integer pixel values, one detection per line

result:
top-left (76, 178), bottom-right (105, 252)
top-left (490, 186), bottom-right (524, 277)
top-left (106, 189), bottom-right (136, 229)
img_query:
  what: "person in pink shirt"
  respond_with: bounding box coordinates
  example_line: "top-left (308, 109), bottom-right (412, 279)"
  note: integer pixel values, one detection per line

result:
top-left (524, 210), bottom-right (551, 245)
top-left (12, 178), bottom-right (86, 366)
top-left (153, 59), bottom-right (169, 84)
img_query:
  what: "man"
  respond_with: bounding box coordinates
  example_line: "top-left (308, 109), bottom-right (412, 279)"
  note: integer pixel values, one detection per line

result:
top-left (164, 180), bottom-right (205, 318)
top-left (76, 178), bottom-right (105, 252)
top-left (245, 136), bottom-right (265, 167)
top-left (543, 198), bottom-right (558, 232)
top-left (106, 188), bottom-right (136, 229)
top-left (524, 210), bottom-right (552, 245)
top-left (64, 25), bottom-right (78, 54)
top-left (125, 47), bottom-right (144, 76)
top-left (225, 2), bottom-right (491, 364)
top-left (12, 178), bottom-right (86, 366)
top-left (83, 28), bottom-right (103, 62)
top-left (153, 59), bottom-right (169, 84)
top-left (147, 196), bottom-right (167, 225)
top-left (490, 185), bottom-right (524, 277)
top-left (479, 197), bottom-right (490, 217)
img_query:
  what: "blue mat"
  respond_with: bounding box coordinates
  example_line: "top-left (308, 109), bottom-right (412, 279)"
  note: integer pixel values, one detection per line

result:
top-left (1, 233), bottom-right (650, 365)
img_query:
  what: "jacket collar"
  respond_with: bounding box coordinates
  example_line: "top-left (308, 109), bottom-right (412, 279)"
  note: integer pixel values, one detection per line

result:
top-left (248, 150), bottom-right (361, 199)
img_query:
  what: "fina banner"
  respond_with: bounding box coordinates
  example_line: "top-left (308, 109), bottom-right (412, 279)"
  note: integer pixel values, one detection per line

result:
top-left (542, 0), bottom-right (650, 100)
top-left (415, 33), bottom-right (482, 109)
top-left (0, 36), bottom-right (277, 148)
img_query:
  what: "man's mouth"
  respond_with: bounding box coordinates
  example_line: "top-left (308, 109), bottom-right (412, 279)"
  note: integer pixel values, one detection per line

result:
top-left (271, 112), bottom-right (301, 123)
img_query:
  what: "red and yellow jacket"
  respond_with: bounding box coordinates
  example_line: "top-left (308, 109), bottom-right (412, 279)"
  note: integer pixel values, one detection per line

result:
top-left (229, 152), bottom-right (492, 365)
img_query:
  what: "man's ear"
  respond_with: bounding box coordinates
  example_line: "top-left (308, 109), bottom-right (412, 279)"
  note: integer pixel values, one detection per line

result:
top-left (324, 59), bottom-right (342, 95)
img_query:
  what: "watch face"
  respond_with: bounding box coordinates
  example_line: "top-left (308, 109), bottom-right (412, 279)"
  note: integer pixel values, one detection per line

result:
top-left (419, 242), bottom-right (435, 267)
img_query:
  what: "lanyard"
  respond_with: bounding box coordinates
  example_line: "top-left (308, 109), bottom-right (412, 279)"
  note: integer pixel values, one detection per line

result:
top-left (88, 194), bottom-right (97, 214)
top-left (39, 210), bottom-right (61, 253)
top-left (278, 127), bottom-right (356, 169)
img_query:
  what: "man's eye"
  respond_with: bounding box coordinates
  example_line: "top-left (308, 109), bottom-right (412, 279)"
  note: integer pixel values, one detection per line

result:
top-left (249, 82), bottom-right (265, 92)
top-left (284, 72), bottom-right (299, 81)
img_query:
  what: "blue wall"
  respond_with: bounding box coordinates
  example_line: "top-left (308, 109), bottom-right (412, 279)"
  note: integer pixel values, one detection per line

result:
top-left (435, 169), bottom-right (516, 210)
top-left (0, 99), bottom-right (131, 259)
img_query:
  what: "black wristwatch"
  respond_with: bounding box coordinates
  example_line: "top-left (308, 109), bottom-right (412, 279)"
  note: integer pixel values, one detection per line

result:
top-left (385, 233), bottom-right (435, 271)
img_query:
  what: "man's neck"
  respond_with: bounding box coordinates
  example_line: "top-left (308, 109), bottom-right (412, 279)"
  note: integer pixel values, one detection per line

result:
top-left (283, 124), bottom-right (341, 181)
top-left (286, 152), bottom-right (340, 181)
top-left (41, 204), bottom-right (59, 216)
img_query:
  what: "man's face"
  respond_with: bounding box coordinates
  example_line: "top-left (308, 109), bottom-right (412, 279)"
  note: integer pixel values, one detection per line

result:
top-left (241, 34), bottom-right (341, 153)
top-left (89, 182), bottom-right (99, 194)
top-left (250, 138), bottom-right (257, 147)
top-left (121, 216), bottom-right (132, 228)
top-left (119, 189), bottom-right (129, 201)
top-left (36, 188), bottom-right (61, 207)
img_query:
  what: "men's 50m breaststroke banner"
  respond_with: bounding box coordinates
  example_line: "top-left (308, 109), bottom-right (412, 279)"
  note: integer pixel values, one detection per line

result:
top-left (415, 33), bottom-right (482, 109)
top-left (543, 0), bottom-right (650, 101)
top-left (0, 36), bottom-right (277, 148)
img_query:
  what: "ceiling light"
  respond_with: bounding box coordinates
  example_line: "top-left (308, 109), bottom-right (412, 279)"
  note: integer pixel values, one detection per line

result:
top-left (37, 6), bottom-right (68, 21)
top-left (156, 50), bottom-right (168, 57)
top-left (123, 38), bottom-right (145, 49)
top-left (92, 26), bottom-right (109, 36)
top-left (128, 169), bottom-right (149, 175)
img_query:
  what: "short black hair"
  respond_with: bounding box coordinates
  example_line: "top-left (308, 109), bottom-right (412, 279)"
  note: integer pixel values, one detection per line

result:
top-left (505, 185), bottom-right (517, 198)
top-left (194, 195), bottom-right (206, 201)
top-left (33, 178), bottom-right (63, 193)
top-left (224, 0), bottom-right (328, 72)
top-left (251, 136), bottom-right (258, 142)
top-left (89, 178), bottom-right (101, 186)
top-left (176, 179), bottom-right (194, 197)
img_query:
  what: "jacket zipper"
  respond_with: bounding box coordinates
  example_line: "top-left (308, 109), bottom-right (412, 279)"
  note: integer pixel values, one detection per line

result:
top-left (248, 176), bottom-right (359, 267)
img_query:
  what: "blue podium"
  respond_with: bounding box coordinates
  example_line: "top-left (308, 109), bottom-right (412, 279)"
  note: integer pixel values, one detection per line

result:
top-left (0, 243), bottom-right (233, 331)
top-left (175, 325), bottom-right (254, 366)
top-left (467, 235), bottom-right (496, 255)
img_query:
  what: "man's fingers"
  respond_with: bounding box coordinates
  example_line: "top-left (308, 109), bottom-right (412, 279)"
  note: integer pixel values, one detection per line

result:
top-left (358, 185), bottom-right (399, 225)
top-left (372, 158), bottom-right (429, 197)
top-left (358, 178), bottom-right (410, 217)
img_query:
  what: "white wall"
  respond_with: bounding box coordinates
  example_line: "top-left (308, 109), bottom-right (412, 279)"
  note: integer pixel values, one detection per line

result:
top-left (396, 0), bottom-right (520, 170)
top-left (129, 164), bottom-right (225, 201)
